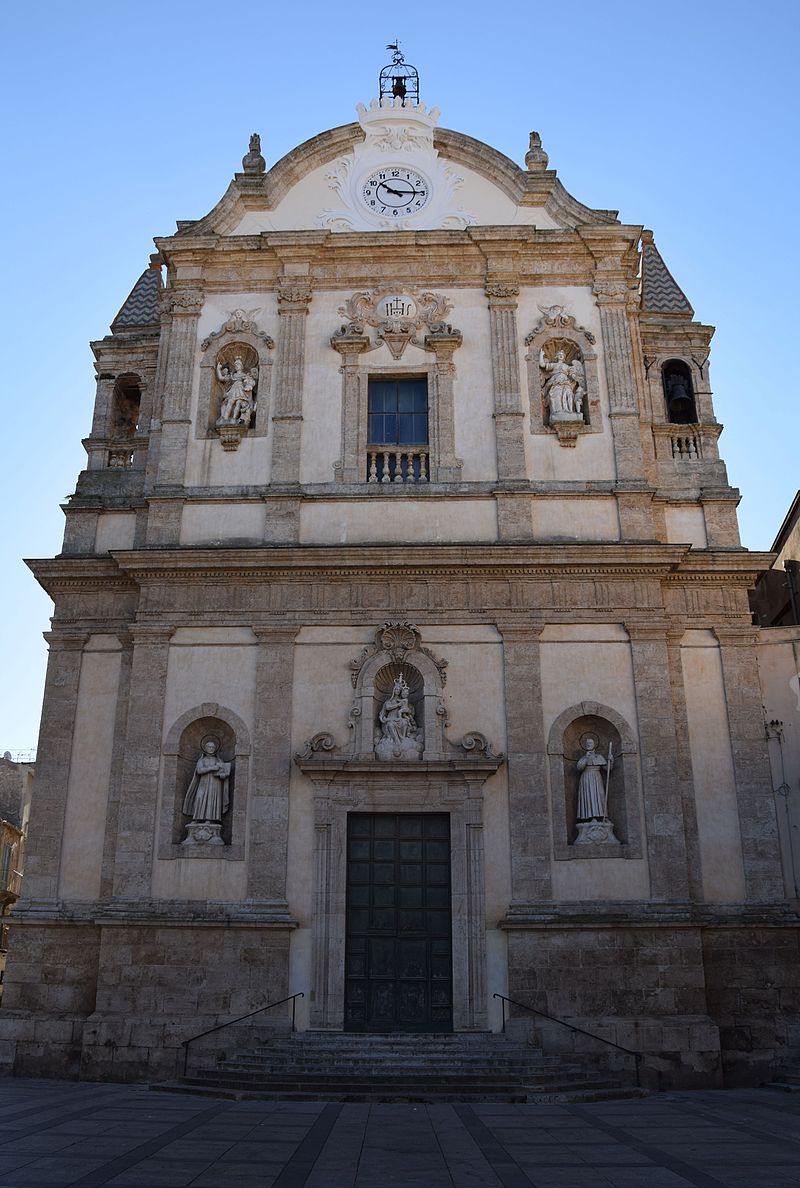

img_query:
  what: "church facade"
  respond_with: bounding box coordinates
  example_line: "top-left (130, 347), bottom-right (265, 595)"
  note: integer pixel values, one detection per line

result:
top-left (2, 57), bottom-right (798, 1088)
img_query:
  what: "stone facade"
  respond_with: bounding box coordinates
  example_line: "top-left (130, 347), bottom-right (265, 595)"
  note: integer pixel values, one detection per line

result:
top-left (2, 82), bottom-right (797, 1088)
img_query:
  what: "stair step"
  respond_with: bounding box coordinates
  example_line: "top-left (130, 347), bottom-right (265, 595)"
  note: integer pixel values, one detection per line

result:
top-left (158, 1029), bottom-right (644, 1104)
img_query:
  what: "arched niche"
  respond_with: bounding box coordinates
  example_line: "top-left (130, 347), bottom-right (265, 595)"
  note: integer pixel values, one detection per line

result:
top-left (547, 701), bottom-right (643, 860)
top-left (662, 359), bottom-right (698, 424)
top-left (111, 373), bottom-right (142, 439)
top-left (196, 324), bottom-right (274, 440)
top-left (525, 322), bottom-right (601, 440)
top-left (350, 633), bottom-right (447, 761)
top-left (158, 702), bottom-right (251, 860)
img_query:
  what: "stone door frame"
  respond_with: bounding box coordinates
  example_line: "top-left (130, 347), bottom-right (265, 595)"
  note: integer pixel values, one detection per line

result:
top-left (298, 758), bottom-right (498, 1032)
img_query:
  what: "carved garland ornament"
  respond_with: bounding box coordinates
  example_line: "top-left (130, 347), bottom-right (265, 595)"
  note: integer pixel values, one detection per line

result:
top-left (334, 288), bottom-right (457, 360)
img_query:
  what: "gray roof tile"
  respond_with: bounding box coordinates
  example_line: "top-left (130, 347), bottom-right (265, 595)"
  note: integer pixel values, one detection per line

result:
top-left (640, 232), bottom-right (693, 316)
top-left (111, 267), bottom-right (161, 331)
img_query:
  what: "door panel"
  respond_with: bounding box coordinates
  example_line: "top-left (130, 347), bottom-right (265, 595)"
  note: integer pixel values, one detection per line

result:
top-left (344, 813), bottom-right (453, 1032)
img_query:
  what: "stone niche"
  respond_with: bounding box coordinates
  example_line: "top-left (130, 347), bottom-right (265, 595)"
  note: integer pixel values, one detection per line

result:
top-left (158, 703), bottom-right (251, 861)
top-left (547, 701), bottom-right (643, 860)
top-left (294, 621), bottom-right (504, 1032)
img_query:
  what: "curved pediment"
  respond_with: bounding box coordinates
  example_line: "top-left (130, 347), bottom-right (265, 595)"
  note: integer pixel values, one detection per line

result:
top-left (179, 99), bottom-right (618, 239)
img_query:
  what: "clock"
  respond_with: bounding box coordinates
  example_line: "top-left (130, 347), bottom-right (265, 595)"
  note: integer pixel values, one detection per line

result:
top-left (361, 167), bottom-right (431, 219)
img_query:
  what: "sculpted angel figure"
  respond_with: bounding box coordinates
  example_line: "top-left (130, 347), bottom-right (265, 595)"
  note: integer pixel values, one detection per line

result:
top-left (216, 356), bottom-right (258, 425)
top-left (182, 738), bottom-right (231, 823)
top-left (539, 348), bottom-right (585, 417)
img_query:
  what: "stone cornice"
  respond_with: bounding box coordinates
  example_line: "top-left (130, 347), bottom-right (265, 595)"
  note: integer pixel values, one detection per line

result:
top-left (499, 901), bottom-right (798, 929)
top-left (27, 545), bottom-right (774, 601)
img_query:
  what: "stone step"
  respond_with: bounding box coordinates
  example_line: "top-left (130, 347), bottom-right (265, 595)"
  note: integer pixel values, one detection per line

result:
top-left (159, 1030), bottom-right (644, 1104)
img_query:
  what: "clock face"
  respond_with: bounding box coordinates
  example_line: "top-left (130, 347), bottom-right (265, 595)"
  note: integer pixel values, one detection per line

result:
top-left (361, 167), bottom-right (431, 219)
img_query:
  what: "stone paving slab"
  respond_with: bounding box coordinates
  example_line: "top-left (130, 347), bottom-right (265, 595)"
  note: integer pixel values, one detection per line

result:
top-left (0, 1080), bottom-right (799, 1186)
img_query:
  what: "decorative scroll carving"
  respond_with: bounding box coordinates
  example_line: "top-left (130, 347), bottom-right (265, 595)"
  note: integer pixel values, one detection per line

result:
top-left (201, 309), bottom-right (274, 352)
top-left (349, 621), bottom-right (447, 687)
top-left (295, 732), bottom-right (337, 762)
top-left (336, 288), bottom-right (454, 360)
top-left (459, 731), bottom-right (500, 760)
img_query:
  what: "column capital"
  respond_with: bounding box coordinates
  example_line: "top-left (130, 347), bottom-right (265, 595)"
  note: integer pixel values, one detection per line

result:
top-left (252, 626), bottom-right (300, 645)
top-left (128, 624), bottom-right (175, 646)
top-left (496, 619), bottom-right (546, 642)
top-left (330, 328), bottom-right (371, 357)
top-left (625, 619), bottom-right (671, 641)
top-left (485, 281), bottom-right (520, 303)
top-left (160, 287), bottom-right (204, 316)
top-left (42, 630), bottom-right (89, 652)
top-left (713, 625), bottom-right (760, 648)
top-left (277, 279), bottom-right (313, 309)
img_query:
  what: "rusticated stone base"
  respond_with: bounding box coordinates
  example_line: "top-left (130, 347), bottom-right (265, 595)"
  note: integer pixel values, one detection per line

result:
top-left (0, 918), bottom-right (293, 1082)
top-left (701, 924), bottom-right (800, 1086)
top-left (504, 915), bottom-right (800, 1090)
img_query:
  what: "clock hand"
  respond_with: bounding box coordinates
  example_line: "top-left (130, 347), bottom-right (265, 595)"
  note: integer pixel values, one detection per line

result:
top-left (382, 184), bottom-right (412, 199)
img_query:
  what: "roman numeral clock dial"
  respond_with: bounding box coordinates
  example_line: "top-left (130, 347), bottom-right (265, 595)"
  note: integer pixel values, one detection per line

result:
top-left (361, 168), bottom-right (431, 219)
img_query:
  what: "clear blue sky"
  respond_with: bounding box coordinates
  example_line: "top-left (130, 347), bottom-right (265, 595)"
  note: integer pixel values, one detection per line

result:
top-left (1, 0), bottom-right (798, 750)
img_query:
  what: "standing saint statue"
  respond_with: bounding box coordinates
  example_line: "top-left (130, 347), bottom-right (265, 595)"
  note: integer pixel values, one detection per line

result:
top-left (182, 738), bottom-right (232, 846)
top-left (573, 733), bottom-right (620, 846)
top-left (216, 356), bottom-right (258, 425)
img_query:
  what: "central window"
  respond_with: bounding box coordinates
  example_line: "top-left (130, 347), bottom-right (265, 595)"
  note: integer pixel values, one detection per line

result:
top-left (367, 377), bottom-right (429, 483)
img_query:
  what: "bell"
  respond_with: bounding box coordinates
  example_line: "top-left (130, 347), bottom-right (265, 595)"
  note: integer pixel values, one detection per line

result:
top-left (668, 379), bottom-right (694, 422)
top-left (392, 75), bottom-right (407, 99)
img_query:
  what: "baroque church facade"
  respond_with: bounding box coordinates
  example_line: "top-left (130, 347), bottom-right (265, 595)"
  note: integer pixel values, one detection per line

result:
top-left (3, 55), bottom-right (798, 1087)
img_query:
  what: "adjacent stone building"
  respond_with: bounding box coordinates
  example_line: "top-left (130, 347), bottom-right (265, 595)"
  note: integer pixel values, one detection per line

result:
top-left (2, 54), bottom-right (798, 1087)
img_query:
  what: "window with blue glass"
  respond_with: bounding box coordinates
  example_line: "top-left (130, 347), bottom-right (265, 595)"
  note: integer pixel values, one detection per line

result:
top-left (367, 378), bottom-right (429, 482)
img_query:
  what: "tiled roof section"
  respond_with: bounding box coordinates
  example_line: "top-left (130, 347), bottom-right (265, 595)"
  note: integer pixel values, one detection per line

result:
top-left (640, 231), bottom-right (693, 316)
top-left (111, 267), bottom-right (161, 331)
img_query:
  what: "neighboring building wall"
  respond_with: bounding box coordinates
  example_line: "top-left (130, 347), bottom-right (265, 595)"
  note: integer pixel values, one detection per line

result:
top-left (0, 757), bottom-right (33, 1000)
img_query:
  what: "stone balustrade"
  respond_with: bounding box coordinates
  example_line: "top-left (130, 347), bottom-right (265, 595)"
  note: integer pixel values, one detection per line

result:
top-left (671, 433), bottom-right (701, 460)
top-left (367, 446), bottom-right (429, 483)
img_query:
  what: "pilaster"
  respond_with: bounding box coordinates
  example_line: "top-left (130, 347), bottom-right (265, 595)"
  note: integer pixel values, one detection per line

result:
top-left (22, 630), bottom-right (88, 901)
top-left (271, 279), bottom-right (313, 485)
top-left (666, 629), bottom-right (703, 902)
top-left (331, 329), bottom-right (371, 483)
top-left (246, 627), bottom-right (299, 902)
top-left (498, 621), bottom-right (551, 906)
top-left (626, 621), bottom-right (690, 900)
top-left (485, 282), bottom-right (528, 487)
top-left (594, 277), bottom-right (653, 540)
top-left (425, 326), bottom-right (463, 481)
top-left (100, 631), bottom-right (134, 900)
top-left (111, 625), bottom-right (173, 900)
top-left (152, 288), bottom-right (203, 489)
top-left (714, 626), bottom-right (785, 902)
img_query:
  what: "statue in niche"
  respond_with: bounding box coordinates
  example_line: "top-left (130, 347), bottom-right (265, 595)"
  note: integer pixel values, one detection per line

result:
top-left (539, 348), bottom-right (585, 419)
top-left (182, 737), bottom-right (232, 846)
top-left (216, 356), bottom-right (258, 425)
top-left (375, 675), bottom-right (424, 761)
top-left (573, 733), bottom-right (620, 846)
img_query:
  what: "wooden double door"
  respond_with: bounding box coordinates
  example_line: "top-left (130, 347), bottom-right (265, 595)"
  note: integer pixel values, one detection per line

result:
top-left (344, 813), bottom-right (453, 1032)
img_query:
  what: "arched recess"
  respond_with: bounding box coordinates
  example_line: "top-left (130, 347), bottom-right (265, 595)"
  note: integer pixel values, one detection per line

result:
top-left (350, 642), bottom-right (447, 760)
top-left (158, 702), bottom-right (251, 860)
top-left (546, 700), bottom-right (643, 860)
top-left (196, 328), bottom-right (275, 440)
top-left (524, 323), bottom-right (602, 437)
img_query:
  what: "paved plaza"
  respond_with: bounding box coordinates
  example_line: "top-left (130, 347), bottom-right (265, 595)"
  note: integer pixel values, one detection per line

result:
top-left (0, 1080), bottom-right (798, 1187)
